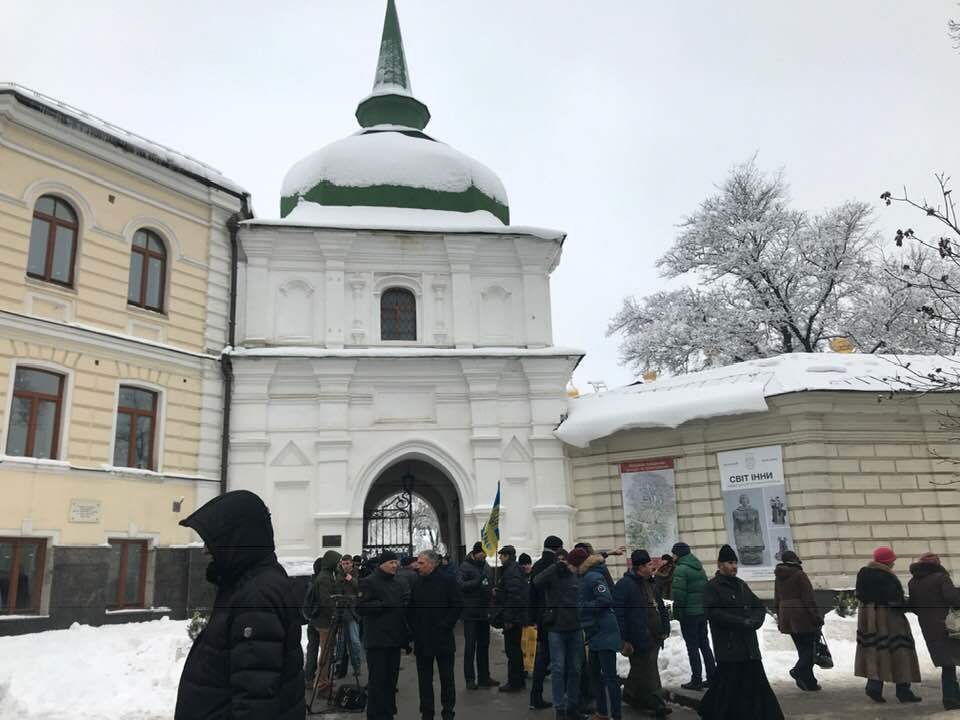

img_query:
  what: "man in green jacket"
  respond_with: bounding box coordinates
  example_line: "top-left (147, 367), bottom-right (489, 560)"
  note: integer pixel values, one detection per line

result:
top-left (671, 542), bottom-right (716, 691)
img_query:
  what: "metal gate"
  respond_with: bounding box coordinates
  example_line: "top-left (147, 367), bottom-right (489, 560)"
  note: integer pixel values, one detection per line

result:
top-left (363, 488), bottom-right (414, 559)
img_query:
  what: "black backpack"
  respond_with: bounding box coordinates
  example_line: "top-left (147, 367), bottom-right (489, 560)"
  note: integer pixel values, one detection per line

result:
top-left (334, 682), bottom-right (367, 712)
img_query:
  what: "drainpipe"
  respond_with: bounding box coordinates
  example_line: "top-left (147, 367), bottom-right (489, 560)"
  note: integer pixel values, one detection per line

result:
top-left (219, 194), bottom-right (252, 496)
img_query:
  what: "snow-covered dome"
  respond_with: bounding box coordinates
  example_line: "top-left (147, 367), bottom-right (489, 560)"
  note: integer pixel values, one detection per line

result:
top-left (279, 0), bottom-right (510, 225)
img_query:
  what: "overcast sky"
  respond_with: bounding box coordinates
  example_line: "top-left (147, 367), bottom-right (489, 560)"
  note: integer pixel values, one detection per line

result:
top-left (4, 1), bottom-right (959, 389)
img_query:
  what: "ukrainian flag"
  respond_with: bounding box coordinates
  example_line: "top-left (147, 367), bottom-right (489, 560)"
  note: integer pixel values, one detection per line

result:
top-left (480, 483), bottom-right (501, 558)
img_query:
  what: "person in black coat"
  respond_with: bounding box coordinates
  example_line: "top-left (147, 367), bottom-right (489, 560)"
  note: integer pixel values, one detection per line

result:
top-left (700, 545), bottom-right (783, 720)
top-left (358, 550), bottom-right (411, 720)
top-left (494, 545), bottom-right (529, 692)
top-left (528, 535), bottom-right (564, 710)
top-left (408, 549), bottom-right (464, 720)
top-left (614, 550), bottom-right (670, 717)
top-left (458, 542), bottom-right (498, 689)
top-left (174, 490), bottom-right (304, 720)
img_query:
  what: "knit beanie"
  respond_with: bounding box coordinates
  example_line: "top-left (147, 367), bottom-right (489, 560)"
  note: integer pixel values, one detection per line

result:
top-left (873, 546), bottom-right (896, 565)
top-left (518, 553), bottom-right (532, 566)
top-left (718, 545), bottom-right (738, 563)
top-left (543, 535), bottom-right (564, 552)
top-left (631, 549), bottom-right (651, 566)
top-left (671, 542), bottom-right (690, 557)
top-left (471, 541), bottom-right (484, 555)
top-left (378, 550), bottom-right (398, 565)
top-left (918, 551), bottom-right (941, 566)
top-left (499, 545), bottom-right (517, 557)
top-left (567, 547), bottom-right (590, 567)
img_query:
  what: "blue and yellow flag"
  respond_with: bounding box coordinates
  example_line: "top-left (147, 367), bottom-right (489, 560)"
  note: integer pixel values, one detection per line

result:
top-left (480, 483), bottom-right (501, 558)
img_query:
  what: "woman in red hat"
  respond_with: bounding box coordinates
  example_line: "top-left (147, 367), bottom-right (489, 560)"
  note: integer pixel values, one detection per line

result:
top-left (854, 547), bottom-right (922, 704)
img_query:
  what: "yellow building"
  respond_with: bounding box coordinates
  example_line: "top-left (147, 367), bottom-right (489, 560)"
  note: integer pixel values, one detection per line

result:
top-left (0, 85), bottom-right (248, 632)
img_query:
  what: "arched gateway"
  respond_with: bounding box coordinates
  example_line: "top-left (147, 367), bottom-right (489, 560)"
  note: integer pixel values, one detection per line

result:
top-left (362, 459), bottom-right (462, 560)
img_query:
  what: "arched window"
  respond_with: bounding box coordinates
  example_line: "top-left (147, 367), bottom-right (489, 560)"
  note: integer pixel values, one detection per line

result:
top-left (380, 287), bottom-right (417, 341)
top-left (127, 229), bottom-right (166, 312)
top-left (27, 195), bottom-right (78, 286)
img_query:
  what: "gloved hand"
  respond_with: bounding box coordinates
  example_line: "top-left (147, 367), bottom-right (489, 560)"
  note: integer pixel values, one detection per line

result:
top-left (621, 641), bottom-right (634, 657)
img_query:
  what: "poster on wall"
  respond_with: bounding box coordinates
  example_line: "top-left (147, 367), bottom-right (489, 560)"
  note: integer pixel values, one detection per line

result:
top-left (717, 445), bottom-right (793, 581)
top-left (620, 458), bottom-right (678, 558)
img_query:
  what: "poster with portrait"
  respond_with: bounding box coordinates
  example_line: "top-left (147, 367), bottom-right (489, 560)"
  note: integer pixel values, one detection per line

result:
top-left (620, 458), bottom-right (678, 558)
top-left (717, 445), bottom-right (793, 581)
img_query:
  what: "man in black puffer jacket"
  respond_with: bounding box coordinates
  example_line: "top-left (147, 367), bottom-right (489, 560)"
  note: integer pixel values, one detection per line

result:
top-left (459, 542), bottom-right (497, 689)
top-left (528, 535), bottom-right (564, 710)
top-left (358, 550), bottom-right (411, 720)
top-left (494, 545), bottom-right (529, 692)
top-left (175, 490), bottom-right (304, 720)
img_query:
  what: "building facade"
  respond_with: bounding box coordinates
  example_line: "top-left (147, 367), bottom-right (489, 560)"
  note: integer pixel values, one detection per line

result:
top-left (0, 85), bottom-right (246, 633)
top-left (228, 0), bottom-right (581, 563)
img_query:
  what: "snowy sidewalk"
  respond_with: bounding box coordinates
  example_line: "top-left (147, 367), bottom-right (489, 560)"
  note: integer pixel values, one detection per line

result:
top-left (0, 612), bottom-right (953, 720)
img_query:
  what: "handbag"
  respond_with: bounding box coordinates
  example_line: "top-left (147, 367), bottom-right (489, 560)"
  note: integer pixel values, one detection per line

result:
top-left (946, 608), bottom-right (960, 638)
top-left (814, 632), bottom-right (834, 669)
top-left (334, 681), bottom-right (367, 712)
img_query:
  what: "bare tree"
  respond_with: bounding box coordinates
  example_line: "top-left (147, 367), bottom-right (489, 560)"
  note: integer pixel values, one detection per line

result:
top-left (609, 158), bottom-right (940, 376)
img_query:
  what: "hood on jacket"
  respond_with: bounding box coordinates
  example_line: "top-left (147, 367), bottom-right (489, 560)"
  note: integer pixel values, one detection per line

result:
top-left (774, 562), bottom-right (803, 581)
top-left (180, 490), bottom-right (275, 586)
top-left (579, 554), bottom-right (606, 574)
top-left (677, 553), bottom-right (703, 572)
top-left (910, 561), bottom-right (948, 579)
top-left (319, 550), bottom-right (341, 573)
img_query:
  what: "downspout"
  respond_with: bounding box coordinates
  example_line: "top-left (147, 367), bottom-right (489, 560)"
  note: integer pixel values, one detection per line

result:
top-left (220, 193), bottom-right (252, 496)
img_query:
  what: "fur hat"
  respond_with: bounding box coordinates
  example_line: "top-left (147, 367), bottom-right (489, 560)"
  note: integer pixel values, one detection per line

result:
top-left (873, 547), bottom-right (896, 565)
top-left (671, 542), bottom-right (691, 557)
top-left (718, 545), bottom-right (738, 563)
top-left (567, 547), bottom-right (590, 567)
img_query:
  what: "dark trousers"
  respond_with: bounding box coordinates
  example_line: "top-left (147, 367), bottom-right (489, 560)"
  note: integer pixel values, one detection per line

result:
top-left (503, 625), bottom-right (525, 688)
top-left (589, 649), bottom-right (622, 719)
top-left (579, 645), bottom-right (594, 707)
top-left (943, 666), bottom-right (959, 702)
top-left (865, 678), bottom-right (912, 698)
top-left (790, 632), bottom-right (817, 683)
top-left (679, 617), bottom-right (716, 682)
top-left (622, 647), bottom-right (664, 712)
top-left (367, 647), bottom-right (402, 720)
top-left (530, 626), bottom-right (550, 700)
top-left (416, 653), bottom-right (456, 719)
top-left (462, 619), bottom-right (491, 681)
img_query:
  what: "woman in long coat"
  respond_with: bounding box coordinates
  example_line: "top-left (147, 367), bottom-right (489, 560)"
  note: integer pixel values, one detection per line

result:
top-left (773, 550), bottom-right (822, 691)
top-left (909, 552), bottom-right (960, 710)
top-left (854, 547), bottom-right (922, 704)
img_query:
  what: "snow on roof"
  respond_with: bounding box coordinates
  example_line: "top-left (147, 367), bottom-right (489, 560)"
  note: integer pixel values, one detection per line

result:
top-left (556, 353), bottom-right (960, 448)
top-left (0, 82), bottom-right (245, 196)
top-left (228, 345), bottom-right (584, 359)
top-left (280, 130), bottom-right (508, 205)
top-left (243, 203), bottom-right (566, 242)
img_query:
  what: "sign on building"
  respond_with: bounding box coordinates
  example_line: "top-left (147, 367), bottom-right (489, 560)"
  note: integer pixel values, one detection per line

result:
top-left (717, 445), bottom-right (793, 581)
top-left (620, 458), bottom-right (678, 558)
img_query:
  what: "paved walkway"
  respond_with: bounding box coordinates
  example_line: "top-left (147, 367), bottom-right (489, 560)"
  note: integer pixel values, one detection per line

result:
top-left (305, 629), bottom-right (954, 719)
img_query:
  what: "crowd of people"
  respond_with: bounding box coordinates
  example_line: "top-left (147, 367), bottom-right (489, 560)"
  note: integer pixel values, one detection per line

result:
top-left (172, 491), bottom-right (960, 720)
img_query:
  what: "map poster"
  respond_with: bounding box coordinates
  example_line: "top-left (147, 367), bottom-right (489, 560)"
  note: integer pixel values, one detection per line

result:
top-left (620, 458), bottom-right (678, 558)
top-left (717, 445), bottom-right (793, 581)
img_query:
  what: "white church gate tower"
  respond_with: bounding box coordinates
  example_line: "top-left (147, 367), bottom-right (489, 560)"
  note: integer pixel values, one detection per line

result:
top-left (228, 0), bottom-right (581, 561)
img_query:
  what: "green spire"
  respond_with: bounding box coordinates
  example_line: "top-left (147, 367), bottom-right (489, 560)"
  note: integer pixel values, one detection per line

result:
top-left (356, 0), bottom-right (430, 130)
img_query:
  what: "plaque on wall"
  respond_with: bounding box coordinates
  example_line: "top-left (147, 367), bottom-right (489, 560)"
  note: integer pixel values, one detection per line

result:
top-left (69, 499), bottom-right (102, 523)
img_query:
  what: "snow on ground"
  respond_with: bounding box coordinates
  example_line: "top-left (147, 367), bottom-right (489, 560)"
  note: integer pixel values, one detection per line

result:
top-left (0, 610), bottom-right (940, 720)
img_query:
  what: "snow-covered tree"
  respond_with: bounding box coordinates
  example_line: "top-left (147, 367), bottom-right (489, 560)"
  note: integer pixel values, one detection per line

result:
top-left (609, 159), bottom-right (943, 376)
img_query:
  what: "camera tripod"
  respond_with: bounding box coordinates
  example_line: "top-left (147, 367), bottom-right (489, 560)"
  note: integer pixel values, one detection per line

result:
top-left (307, 606), bottom-right (364, 715)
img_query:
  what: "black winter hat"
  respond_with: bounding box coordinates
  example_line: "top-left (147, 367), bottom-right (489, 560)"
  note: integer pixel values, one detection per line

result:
top-left (472, 541), bottom-right (484, 554)
top-left (780, 550), bottom-right (801, 565)
top-left (718, 545), bottom-right (738, 563)
top-left (631, 549), bottom-right (651, 566)
top-left (543, 535), bottom-right (564, 551)
top-left (499, 545), bottom-right (517, 557)
top-left (671, 542), bottom-right (691, 557)
top-left (378, 550), bottom-right (399, 565)
top-left (518, 553), bottom-right (532, 566)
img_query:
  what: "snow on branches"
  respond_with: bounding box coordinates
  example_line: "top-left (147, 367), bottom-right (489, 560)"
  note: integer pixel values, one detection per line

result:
top-left (609, 158), bottom-right (944, 376)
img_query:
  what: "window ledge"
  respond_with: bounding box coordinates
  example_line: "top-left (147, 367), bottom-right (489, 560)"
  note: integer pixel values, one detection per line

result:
top-left (24, 275), bottom-right (77, 296)
top-left (0, 614), bottom-right (50, 621)
top-left (126, 303), bottom-right (169, 322)
top-left (104, 606), bottom-right (171, 616)
top-left (0, 455), bottom-right (70, 470)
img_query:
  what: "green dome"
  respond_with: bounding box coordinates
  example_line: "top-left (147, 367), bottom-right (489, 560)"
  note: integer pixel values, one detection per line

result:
top-left (279, 0), bottom-right (510, 225)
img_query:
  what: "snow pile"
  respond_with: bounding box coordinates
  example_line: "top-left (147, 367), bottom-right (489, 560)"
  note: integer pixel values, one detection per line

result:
top-left (557, 353), bottom-right (960, 447)
top-left (616, 610), bottom-right (937, 688)
top-left (279, 556), bottom-right (317, 577)
top-left (281, 130), bottom-right (508, 206)
top-left (283, 202), bottom-right (503, 229)
top-left (0, 618), bottom-right (192, 720)
top-left (0, 83), bottom-right (243, 194)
